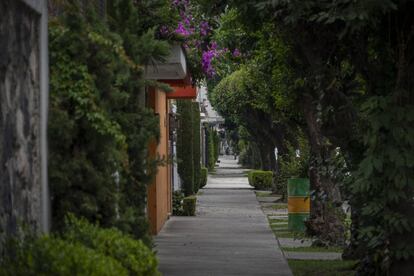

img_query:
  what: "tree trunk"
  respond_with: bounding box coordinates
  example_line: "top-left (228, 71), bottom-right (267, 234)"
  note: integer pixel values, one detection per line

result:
top-left (302, 93), bottom-right (345, 246)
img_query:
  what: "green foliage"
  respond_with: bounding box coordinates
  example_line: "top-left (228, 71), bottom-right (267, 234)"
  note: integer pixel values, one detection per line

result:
top-left (200, 167), bottom-right (208, 188)
top-left (213, 130), bottom-right (220, 161)
top-left (177, 100), bottom-right (195, 196)
top-left (206, 127), bottom-right (219, 170)
top-left (248, 170), bottom-right (273, 190)
top-left (287, 260), bottom-right (356, 276)
top-left (193, 0), bottom-right (414, 273)
top-left (238, 129), bottom-right (262, 169)
top-left (350, 97), bottom-right (414, 273)
top-left (63, 215), bottom-right (159, 276)
top-left (0, 236), bottom-right (128, 276)
top-left (172, 191), bottom-right (185, 216)
top-left (176, 100), bottom-right (203, 196)
top-left (182, 196), bottom-right (197, 216)
top-left (49, 14), bottom-right (123, 231)
top-left (275, 136), bottom-right (309, 199)
top-left (192, 102), bottom-right (202, 193)
top-left (172, 193), bottom-right (197, 216)
top-left (48, 0), bottom-right (173, 241)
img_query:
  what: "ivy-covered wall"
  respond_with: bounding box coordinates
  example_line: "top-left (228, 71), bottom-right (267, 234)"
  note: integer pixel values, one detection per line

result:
top-left (47, 0), bottom-right (175, 242)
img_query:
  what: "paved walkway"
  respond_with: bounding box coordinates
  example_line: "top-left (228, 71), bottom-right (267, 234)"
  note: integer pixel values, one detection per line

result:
top-left (155, 156), bottom-right (292, 276)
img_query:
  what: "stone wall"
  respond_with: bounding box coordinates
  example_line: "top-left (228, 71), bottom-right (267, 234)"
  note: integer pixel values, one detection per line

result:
top-left (0, 0), bottom-right (42, 247)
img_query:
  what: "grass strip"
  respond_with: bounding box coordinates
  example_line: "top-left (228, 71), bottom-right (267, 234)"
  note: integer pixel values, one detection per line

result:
top-left (255, 191), bottom-right (273, 197)
top-left (288, 260), bottom-right (356, 276)
top-left (268, 218), bottom-right (288, 224)
top-left (270, 203), bottom-right (287, 210)
top-left (282, 246), bottom-right (343, 253)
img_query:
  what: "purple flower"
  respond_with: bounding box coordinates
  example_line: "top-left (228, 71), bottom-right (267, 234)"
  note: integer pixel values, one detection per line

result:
top-left (175, 22), bottom-right (192, 36)
top-left (233, 48), bottom-right (241, 57)
top-left (202, 49), bottom-right (217, 77)
top-left (199, 21), bottom-right (210, 36)
top-left (184, 17), bottom-right (191, 26)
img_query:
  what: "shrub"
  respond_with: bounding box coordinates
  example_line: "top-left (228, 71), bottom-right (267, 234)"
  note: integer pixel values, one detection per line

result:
top-left (182, 196), bottom-right (197, 216)
top-left (248, 170), bottom-right (253, 184)
top-left (275, 138), bottom-right (309, 200)
top-left (192, 102), bottom-right (201, 193)
top-left (1, 236), bottom-right (127, 276)
top-left (248, 170), bottom-right (273, 190)
top-left (177, 100), bottom-right (195, 196)
top-left (200, 167), bottom-right (208, 188)
top-left (172, 191), bottom-right (184, 216)
top-left (207, 127), bottom-right (217, 170)
top-left (63, 215), bottom-right (159, 276)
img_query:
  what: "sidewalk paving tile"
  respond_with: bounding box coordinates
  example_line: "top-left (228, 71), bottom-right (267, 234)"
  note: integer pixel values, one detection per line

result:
top-left (155, 156), bottom-right (292, 276)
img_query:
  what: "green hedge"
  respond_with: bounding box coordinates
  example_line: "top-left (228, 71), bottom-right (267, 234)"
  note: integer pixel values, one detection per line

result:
top-left (200, 167), bottom-right (208, 188)
top-left (63, 215), bottom-right (159, 276)
top-left (172, 191), bottom-right (185, 216)
top-left (177, 100), bottom-right (195, 196)
top-left (177, 100), bottom-right (202, 195)
top-left (207, 127), bottom-right (218, 170)
top-left (0, 236), bottom-right (128, 276)
top-left (182, 196), bottom-right (197, 216)
top-left (213, 130), bottom-right (220, 161)
top-left (48, 0), bottom-right (171, 242)
top-left (192, 102), bottom-right (201, 193)
top-left (248, 170), bottom-right (273, 190)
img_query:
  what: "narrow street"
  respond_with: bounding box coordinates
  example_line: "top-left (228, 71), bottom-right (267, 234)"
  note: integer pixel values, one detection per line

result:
top-left (155, 156), bottom-right (292, 276)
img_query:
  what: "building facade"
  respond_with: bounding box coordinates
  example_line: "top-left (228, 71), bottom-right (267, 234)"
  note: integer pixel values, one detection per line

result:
top-left (145, 45), bottom-right (196, 234)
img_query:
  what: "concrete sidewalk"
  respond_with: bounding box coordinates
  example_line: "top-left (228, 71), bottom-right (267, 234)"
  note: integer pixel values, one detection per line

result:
top-left (155, 156), bottom-right (292, 276)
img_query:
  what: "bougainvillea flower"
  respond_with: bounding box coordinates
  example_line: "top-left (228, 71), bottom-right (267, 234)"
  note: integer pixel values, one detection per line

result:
top-left (200, 21), bottom-right (210, 36)
top-left (233, 48), bottom-right (241, 57)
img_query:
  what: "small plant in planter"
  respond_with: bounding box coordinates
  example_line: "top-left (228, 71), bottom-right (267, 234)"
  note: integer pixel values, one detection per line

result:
top-left (200, 167), bottom-right (208, 188)
top-left (182, 196), bottom-right (197, 216)
top-left (248, 170), bottom-right (273, 190)
top-left (173, 191), bottom-right (185, 216)
top-left (173, 192), bottom-right (197, 216)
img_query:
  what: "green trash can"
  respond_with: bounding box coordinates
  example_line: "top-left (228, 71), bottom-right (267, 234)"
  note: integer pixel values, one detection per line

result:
top-left (288, 178), bottom-right (310, 232)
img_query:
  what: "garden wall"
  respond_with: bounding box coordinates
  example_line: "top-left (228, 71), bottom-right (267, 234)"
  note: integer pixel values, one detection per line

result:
top-left (0, 0), bottom-right (48, 248)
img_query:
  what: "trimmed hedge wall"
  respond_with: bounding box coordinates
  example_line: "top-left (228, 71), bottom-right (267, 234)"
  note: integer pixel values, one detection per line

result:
top-left (248, 170), bottom-right (273, 190)
top-left (213, 130), bottom-right (220, 161)
top-left (206, 127), bottom-right (219, 170)
top-left (177, 100), bottom-right (195, 196)
top-left (176, 100), bottom-right (202, 196)
top-left (200, 167), bottom-right (208, 188)
top-left (192, 102), bottom-right (201, 193)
